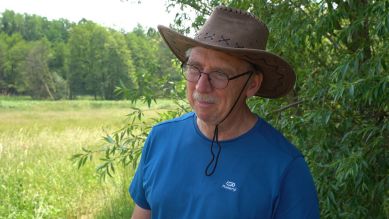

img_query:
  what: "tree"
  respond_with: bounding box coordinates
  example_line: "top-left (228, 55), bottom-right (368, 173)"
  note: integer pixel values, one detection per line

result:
top-left (48, 41), bottom-right (69, 83)
top-left (67, 20), bottom-right (94, 98)
top-left (102, 30), bottom-right (134, 99)
top-left (43, 18), bottom-right (72, 42)
top-left (84, 23), bottom-right (109, 98)
top-left (0, 11), bottom-right (73, 97)
top-left (67, 20), bottom-right (136, 99)
top-left (0, 10), bottom-right (179, 100)
top-left (124, 25), bottom-right (181, 102)
top-left (23, 39), bottom-right (67, 99)
top-left (0, 33), bottom-right (30, 94)
top-left (21, 14), bottom-right (45, 41)
top-left (0, 10), bottom-right (24, 35)
top-left (125, 25), bottom-right (159, 97)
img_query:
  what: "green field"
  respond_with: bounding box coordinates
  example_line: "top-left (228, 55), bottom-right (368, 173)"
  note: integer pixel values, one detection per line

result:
top-left (0, 97), bottom-right (172, 218)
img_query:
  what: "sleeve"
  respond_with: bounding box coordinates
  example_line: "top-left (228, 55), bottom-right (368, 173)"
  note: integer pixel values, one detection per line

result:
top-left (273, 157), bottom-right (320, 219)
top-left (129, 134), bottom-right (152, 210)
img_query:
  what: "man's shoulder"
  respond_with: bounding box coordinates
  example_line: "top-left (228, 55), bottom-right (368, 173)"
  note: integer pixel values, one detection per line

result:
top-left (153, 112), bottom-right (195, 130)
top-left (144, 112), bottom-right (195, 153)
top-left (255, 118), bottom-right (302, 159)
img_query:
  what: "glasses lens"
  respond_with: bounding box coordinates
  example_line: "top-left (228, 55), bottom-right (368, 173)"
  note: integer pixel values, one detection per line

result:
top-left (183, 64), bottom-right (200, 82)
top-left (209, 72), bottom-right (228, 88)
top-left (182, 64), bottom-right (229, 89)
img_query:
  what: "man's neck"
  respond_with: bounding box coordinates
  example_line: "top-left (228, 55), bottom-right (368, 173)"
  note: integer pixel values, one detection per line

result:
top-left (197, 107), bottom-right (258, 141)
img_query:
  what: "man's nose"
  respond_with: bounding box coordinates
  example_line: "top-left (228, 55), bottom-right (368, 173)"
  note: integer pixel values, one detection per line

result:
top-left (196, 73), bottom-right (213, 92)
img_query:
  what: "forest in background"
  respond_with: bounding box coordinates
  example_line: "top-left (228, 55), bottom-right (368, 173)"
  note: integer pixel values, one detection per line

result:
top-left (0, 10), bottom-right (180, 100)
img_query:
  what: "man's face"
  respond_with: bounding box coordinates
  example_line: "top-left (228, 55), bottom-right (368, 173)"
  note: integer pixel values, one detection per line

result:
top-left (186, 47), bottom-right (256, 125)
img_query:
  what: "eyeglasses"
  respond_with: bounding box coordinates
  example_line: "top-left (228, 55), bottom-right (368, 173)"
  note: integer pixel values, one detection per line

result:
top-left (181, 63), bottom-right (253, 89)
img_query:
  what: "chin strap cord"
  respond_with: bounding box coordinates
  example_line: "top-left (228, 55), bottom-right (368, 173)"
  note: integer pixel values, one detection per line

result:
top-left (205, 125), bottom-right (220, 176)
top-left (205, 72), bottom-right (254, 176)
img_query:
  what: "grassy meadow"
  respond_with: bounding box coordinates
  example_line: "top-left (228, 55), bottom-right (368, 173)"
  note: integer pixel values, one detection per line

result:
top-left (0, 96), bottom-right (173, 218)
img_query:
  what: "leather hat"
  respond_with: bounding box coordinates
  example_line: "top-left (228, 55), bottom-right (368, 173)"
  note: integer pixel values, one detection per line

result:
top-left (158, 5), bottom-right (295, 98)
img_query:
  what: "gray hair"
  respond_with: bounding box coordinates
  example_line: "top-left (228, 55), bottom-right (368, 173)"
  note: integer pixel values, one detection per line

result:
top-left (185, 48), bottom-right (193, 61)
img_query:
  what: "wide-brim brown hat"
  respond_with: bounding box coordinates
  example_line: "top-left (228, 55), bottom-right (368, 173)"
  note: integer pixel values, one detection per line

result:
top-left (158, 5), bottom-right (295, 98)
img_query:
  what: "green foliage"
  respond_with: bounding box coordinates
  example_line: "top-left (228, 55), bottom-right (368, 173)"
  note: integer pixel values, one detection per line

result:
top-left (23, 39), bottom-right (68, 99)
top-left (0, 10), bottom-right (180, 100)
top-left (191, 1), bottom-right (388, 218)
top-left (72, 80), bottom-right (190, 180)
top-left (74, 0), bottom-right (388, 218)
top-left (0, 10), bottom-right (71, 42)
top-left (0, 32), bottom-right (30, 94)
top-left (67, 21), bottom-right (135, 99)
top-left (71, 57), bottom-right (187, 179)
top-left (124, 25), bottom-right (181, 100)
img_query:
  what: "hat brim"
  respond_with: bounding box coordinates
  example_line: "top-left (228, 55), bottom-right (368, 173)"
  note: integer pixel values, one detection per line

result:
top-left (158, 25), bottom-right (295, 98)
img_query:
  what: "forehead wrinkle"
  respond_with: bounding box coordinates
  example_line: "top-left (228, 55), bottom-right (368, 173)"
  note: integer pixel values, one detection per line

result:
top-left (188, 48), bottom-right (250, 75)
top-left (188, 59), bottom-right (235, 75)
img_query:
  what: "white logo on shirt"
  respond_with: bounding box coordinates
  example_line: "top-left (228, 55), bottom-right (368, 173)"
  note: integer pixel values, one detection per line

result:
top-left (222, 180), bottom-right (237, 192)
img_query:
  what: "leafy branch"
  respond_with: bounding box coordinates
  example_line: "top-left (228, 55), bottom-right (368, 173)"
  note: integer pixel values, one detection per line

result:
top-left (72, 79), bottom-right (190, 180)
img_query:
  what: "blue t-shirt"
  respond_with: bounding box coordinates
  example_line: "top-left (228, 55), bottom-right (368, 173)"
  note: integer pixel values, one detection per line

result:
top-left (129, 112), bottom-right (320, 219)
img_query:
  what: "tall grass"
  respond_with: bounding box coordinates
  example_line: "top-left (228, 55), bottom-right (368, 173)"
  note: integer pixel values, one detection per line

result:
top-left (0, 97), bottom-right (170, 218)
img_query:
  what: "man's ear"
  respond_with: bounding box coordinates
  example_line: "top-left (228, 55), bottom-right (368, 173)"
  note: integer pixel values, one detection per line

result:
top-left (246, 72), bottom-right (263, 97)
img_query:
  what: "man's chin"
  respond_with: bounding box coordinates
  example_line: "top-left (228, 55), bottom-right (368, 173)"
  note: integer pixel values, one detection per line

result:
top-left (195, 112), bottom-right (219, 126)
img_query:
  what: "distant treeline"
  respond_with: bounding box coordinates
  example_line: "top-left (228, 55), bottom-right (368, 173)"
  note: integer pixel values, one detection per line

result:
top-left (0, 10), bottom-right (181, 99)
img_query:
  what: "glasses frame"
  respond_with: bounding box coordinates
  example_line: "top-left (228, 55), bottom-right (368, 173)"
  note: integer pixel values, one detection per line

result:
top-left (181, 63), bottom-right (253, 89)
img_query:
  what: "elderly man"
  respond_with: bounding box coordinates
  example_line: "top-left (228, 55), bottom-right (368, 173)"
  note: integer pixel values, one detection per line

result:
top-left (129, 5), bottom-right (320, 219)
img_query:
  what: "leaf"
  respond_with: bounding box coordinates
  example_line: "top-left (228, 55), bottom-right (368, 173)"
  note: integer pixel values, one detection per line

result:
top-left (104, 135), bottom-right (115, 144)
top-left (324, 111), bottom-right (332, 124)
top-left (349, 84), bottom-right (355, 96)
